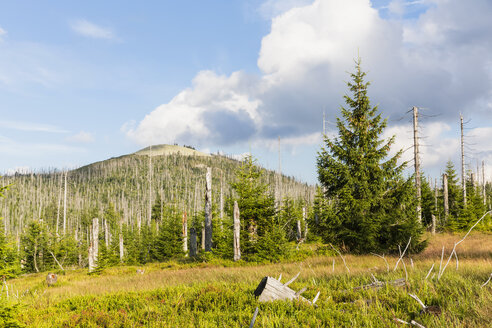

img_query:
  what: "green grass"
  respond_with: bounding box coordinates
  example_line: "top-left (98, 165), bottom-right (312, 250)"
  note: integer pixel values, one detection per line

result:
top-left (4, 232), bottom-right (492, 327)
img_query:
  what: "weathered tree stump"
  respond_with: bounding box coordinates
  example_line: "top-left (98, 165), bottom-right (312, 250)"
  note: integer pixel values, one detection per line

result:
top-left (254, 274), bottom-right (312, 304)
top-left (46, 273), bottom-right (57, 286)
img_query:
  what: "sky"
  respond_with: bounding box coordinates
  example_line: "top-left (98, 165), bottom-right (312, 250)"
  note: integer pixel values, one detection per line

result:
top-left (1, 0), bottom-right (492, 185)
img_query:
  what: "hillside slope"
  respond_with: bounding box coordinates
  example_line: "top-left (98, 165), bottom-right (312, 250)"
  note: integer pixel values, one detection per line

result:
top-left (1, 144), bottom-right (314, 236)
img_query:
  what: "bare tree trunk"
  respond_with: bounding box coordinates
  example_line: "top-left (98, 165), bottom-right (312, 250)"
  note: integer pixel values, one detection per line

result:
top-left (63, 171), bottom-right (67, 235)
top-left (56, 173), bottom-right (62, 236)
top-left (431, 215), bottom-right (436, 235)
top-left (443, 173), bottom-right (449, 221)
top-left (104, 219), bottom-right (109, 247)
top-left (461, 114), bottom-right (467, 207)
top-left (119, 232), bottom-right (124, 262)
top-left (182, 212), bottom-right (188, 256)
top-left (33, 241), bottom-right (39, 273)
top-left (233, 201), bottom-right (241, 261)
top-left (296, 220), bottom-right (302, 241)
top-left (190, 228), bottom-right (197, 257)
top-left (148, 145), bottom-right (152, 226)
top-left (88, 218), bottom-right (99, 273)
top-left (302, 206), bottom-right (308, 240)
top-left (413, 107), bottom-right (421, 223)
top-left (204, 167), bottom-right (212, 252)
top-left (201, 223), bottom-right (205, 250)
top-left (483, 160), bottom-right (486, 206)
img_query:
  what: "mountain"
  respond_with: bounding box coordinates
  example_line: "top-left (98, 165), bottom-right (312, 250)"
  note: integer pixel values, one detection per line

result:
top-left (1, 144), bottom-right (314, 236)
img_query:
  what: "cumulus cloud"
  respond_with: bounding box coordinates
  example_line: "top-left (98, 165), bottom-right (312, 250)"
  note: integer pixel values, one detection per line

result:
top-left (126, 0), bottom-right (492, 175)
top-left (66, 131), bottom-right (95, 143)
top-left (125, 70), bottom-right (261, 146)
top-left (70, 19), bottom-right (115, 39)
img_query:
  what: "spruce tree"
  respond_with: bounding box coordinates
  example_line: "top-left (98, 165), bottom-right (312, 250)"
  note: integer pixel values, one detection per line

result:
top-left (317, 58), bottom-right (425, 254)
top-left (230, 155), bottom-right (288, 261)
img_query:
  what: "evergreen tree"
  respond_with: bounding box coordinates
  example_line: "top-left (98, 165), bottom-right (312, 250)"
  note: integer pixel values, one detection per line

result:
top-left (155, 214), bottom-right (183, 261)
top-left (230, 155), bottom-right (289, 261)
top-left (421, 177), bottom-right (436, 228)
top-left (317, 58), bottom-right (425, 254)
top-left (444, 160), bottom-right (462, 221)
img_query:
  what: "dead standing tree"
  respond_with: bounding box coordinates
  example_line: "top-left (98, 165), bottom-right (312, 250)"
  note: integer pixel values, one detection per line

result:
top-left (233, 201), bottom-right (241, 261)
top-left (88, 218), bottom-right (99, 273)
top-left (413, 106), bottom-right (422, 223)
top-left (204, 167), bottom-right (212, 252)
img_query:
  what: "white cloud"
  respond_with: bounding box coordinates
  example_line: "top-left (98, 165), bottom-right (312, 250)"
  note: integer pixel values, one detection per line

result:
top-left (127, 0), bottom-right (492, 177)
top-left (125, 70), bottom-right (261, 146)
top-left (70, 19), bottom-right (115, 39)
top-left (0, 120), bottom-right (68, 133)
top-left (66, 131), bottom-right (95, 143)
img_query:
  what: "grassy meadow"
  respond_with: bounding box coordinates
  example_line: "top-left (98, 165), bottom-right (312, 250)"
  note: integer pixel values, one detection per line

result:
top-left (3, 232), bottom-right (492, 327)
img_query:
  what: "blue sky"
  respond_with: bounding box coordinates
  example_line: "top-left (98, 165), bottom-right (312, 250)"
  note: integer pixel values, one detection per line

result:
top-left (1, 0), bottom-right (492, 185)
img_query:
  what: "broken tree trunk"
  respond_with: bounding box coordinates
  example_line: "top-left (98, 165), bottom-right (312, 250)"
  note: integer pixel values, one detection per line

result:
top-left (254, 273), bottom-right (312, 304)
top-left (233, 201), bottom-right (240, 261)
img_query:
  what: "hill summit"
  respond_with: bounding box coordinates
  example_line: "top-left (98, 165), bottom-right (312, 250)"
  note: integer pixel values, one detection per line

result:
top-left (134, 144), bottom-right (210, 157)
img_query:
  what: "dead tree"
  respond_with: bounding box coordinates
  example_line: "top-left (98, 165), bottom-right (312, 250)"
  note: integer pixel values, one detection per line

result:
top-left (302, 206), bottom-right (308, 239)
top-left (88, 218), bottom-right (99, 273)
top-left (63, 171), bottom-right (68, 235)
top-left (204, 167), bottom-right (212, 252)
top-left (443, 173), bottom-right (449, 221)
top-left (233, 201), bottom-right (241, 261)
top-left (182, 212), bottom-right (188, 256)
top-left (483, 160), bottom-right (486, 206)
top-left (460, 114), bottom-right (467, 207)
top-left (189, 228), bottom-right (197, 257)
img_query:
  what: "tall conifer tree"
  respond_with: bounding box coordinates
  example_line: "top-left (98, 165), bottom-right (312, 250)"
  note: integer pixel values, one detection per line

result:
top-left (317, 58), bottom-right (425, 253)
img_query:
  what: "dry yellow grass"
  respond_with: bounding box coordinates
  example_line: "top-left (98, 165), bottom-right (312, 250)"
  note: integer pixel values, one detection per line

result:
top-left (8, 232), bottom-right (491, 305)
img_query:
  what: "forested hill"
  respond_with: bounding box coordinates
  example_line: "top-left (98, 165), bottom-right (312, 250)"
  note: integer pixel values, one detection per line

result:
top-left (1, 144), bottom-right (314, 237)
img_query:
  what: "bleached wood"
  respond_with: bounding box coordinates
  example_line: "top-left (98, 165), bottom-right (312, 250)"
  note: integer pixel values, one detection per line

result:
top-left (393, 237), bottom-right (411, 271)
top-left (371, 253), bottom-right (389, 272)
top-left (249, 307), bottom-right (259, 328)
top-left (425, 263), bottom-right (434, 280)
top-left (255, 276), bottom-right (311, 304)
top-left (233, 201), bottom-right (241, 261)
top-left (284, 271), bottom-right (300, 287)
top-left (409, 293), bottom-right (426, 310)
top-left (439, 210), bottom-right (492, 279)
top-left (443, 174), bottom-right (449, 221)
top-left (481, 273), bottom-right (492, 288)
top-left (460, 114), bottom-right (466, 207)
top-left (204, 167), bottom-right (212, 252)
top-left (413, 106), bottom-right (422, 223)
top-left (330, 244), bottom-right (350, 273)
